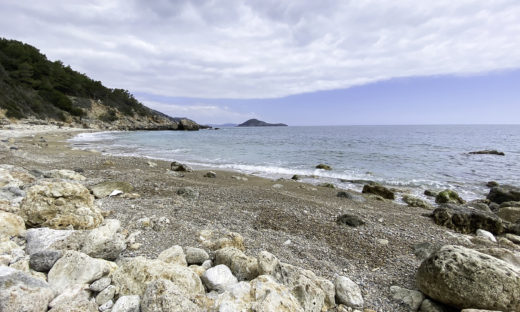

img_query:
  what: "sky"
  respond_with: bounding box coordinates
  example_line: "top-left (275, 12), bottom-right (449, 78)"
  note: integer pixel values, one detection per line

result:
top-left (1, 0), bottom-right (520, 125)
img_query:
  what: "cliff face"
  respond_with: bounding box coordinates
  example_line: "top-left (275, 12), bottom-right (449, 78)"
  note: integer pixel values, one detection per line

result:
top-left (237, 119), bottom-right (287, 127)
top-left (0, 38), bottom-right (199, 130)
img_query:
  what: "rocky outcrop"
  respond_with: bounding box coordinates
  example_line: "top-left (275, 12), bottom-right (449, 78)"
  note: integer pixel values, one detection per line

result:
top-left (432, 206), bottom-right (505, 234)
top-left (416, 245), bottom-right (520, 311)
top-left (362, 184), bottom-right (395, 200)
top-left (20, 181), bottom-right (103, 230)
top-left (487, 185), bottom-right (520, 204)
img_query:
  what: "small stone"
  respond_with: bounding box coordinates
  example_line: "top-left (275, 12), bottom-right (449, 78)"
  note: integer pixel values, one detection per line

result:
top-left (202, 264), bottom-right (238, 292)
top-left (291, 175), bottom-right (301, 180)
top-left (29, 250), bottom-right (63, 272)
top-left (316, 164), bottom-right (332, 170)
top-left (377, 239), bottom-right (389, 246)
top-left (337, 191), bottom-right (366, 203)
top-left (99, 300), bottom-right (114, 312)
top-left (272, 184), bottom-right (284, 189)
top-left (215, 247), bottom-right (259, 281)
top-left (390, 285), bottom-right (425, 311)
top-left (158, 245), bottom-right (187, 266)
top-left (112, 295), bottom-right (140, 312)
top-left (89, 181), bottom-right (134, 199)
top-left (96, 285), bottom-right (116, 305)
top-left (185, 247), bottom-right (209, 265)
top-left (136, 217), bottom-right (152, 228)
top-left (336, 214), bottom-right (365, 227)
top-left (202, 260), bottom-right (212, 270)
top-left (476, 229), bottom-right (497, 243)
top-left (177, 187), bottom-right (199, 199)
top-left (334, 275), bottom-right (364, 309)
top-left (204, 171), bottom-right (217, 178)
top-left (257, 250), bottom-right (279, 275)
top-left (147, 161), bottom-right (157, 168)
top-left (170, 161), bottom-right (192, 172)
top-left (90, 277), bottom-right (112, 292)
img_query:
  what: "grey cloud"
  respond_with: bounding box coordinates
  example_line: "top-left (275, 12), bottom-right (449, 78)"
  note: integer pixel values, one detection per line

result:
top-left (1, 0), bottom-right (520, 99)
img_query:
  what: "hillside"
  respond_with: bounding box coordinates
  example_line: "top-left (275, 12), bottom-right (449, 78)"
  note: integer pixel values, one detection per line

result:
top-left (0, 38), bottom-right (199, 130)
top-left (237, 118), bottom-right (287, 127)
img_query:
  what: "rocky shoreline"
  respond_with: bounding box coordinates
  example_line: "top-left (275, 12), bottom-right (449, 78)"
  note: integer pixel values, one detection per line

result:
top-left (1, 125), bottom-right (519, 312)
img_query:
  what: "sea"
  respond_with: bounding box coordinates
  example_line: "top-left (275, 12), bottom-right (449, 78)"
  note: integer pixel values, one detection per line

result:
top-left (69, 125), bottom-right (520, 203)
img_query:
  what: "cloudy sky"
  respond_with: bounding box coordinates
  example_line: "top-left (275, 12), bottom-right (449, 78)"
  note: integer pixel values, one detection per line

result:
top-left (1, 0), bottom-right (520, 124)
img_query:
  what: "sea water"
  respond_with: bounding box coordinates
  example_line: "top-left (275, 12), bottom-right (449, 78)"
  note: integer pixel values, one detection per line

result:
top-left (69, 125), bottom-right (520, 202)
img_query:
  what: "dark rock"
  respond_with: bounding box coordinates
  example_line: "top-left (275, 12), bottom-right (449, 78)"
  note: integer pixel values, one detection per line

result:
top-left (315, 164), bottom-right (332, 170)
top-left (487, 185), bottom-right (520, 204)
top-left (463, 200), bottom-right (491, 213)
top-left (500, 201), bottom-right (520, 208)
top-left (291, 175), bottom-right (301, 181)
top-left (73, 168), bottom-right (85, 173)
top-left (488, 202), bottom-right (500, 212)
top-left (486, 181), bottom-right (499, 188)
top-left (336, 214), bottom-right (365, 227)
top-left (432, 207), bottom-right (505, 234)
top-left (468, 150), bottom-right (505, 156)
top-left (177, 118), bottom-right (200, 130)
top-left (435, 189), bottom-right (465, 205)
top-left (29, 250), bottom-right (63, 272)
top-left (424, 189), bottom-right (438, 197)
top-left (362, 184), bottom-right (395, 200)
top-left (203, 171), bottom-right (216, 178)
top-left (170, 161), bottom-right (192, 172)
top-left (177, 187), bottom-right (199, 199)
top-left (337, 191), bottom-right (366, 203)
top-left (237, 119), bottom-right (287, 127)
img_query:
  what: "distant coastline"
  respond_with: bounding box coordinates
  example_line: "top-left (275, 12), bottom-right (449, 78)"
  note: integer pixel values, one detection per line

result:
top-left (237, 118), bottom-right (288, 127)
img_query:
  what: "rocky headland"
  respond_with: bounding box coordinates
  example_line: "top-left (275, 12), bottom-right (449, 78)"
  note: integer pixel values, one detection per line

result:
top-left (1, 126), bottom-right (519, 312)
top-left (237, 119), bottom-right (288, 127)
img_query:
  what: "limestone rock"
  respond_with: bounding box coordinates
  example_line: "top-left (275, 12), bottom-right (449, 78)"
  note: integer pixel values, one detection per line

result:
top-left (89, 181), bottom-right (134, 198)
top-left (416, 245), bottom-right (520, 311)
top-left (46, 169), bottom-right (86, 181)
top-left (198, 229), bottom-right (245, 251)
top-left (435, 189), bottom-right (465, 204)
top-left (477, 247), bottom-right (520, 269)
top-left (81, 219), bottom-right (126, 260)
top-left (158, 245), bottom-right (187, 266)
top-left (112, 295), bottom-right (140, 312)
top-left (215, 247), bottom-right (259, 281)
top-left (9, 257), bottom-right (48, 281)
top-left (497, 206), bottom-right (520, 223)
top-left (487, 185), bottom-right (520, 204)
top-left (0, 266), bottom-right (54, 312)
top-left (20, 181), bottom-right (103, 230)
top-left (48, 250), bottom-right (112, 294)
top-left (90, 276), bottom-right (111, 292)
top-left (0, 165), bottom-right (35, 188)
top-left (202, 264), bottom-right (238, 291)
top-left (334, 275), bottom-right (364, 309)
top-left (204, 171), bottom-right (217, 178)
top-left (402, 195), bottom-right (432, 209)
top-left (96, 285), bottom-right (116, 305)
top-left (185, 247), bottom-right (209, 265)
top-left (48, 283), bottom-right (96, 311)
top-left (141, 279), bottom-right (202, 312)
top-left (390, 285), bottom-right (424, 311)
top-left (257, 250), bottom-right (279, 276)
top-left (29, 250), bottom-right (63, 272)
top-left (250, 275), bottom-right (304, 312)
top-left (99, 300), bottom-right (114, 312)
top-left (362, 184), bottom-right (395, 200)
top-left (0, 210), bottom-right (25, 237)
top-left (111, 257), bottom-right (204, 297)
top-left (432, 207), bottom-right (505, 234)
top-left (25, 227), bottom-right (79, 255)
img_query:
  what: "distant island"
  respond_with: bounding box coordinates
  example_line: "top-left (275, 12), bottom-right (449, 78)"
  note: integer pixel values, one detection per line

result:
top-left (237, 119), bottom-right (288, 127)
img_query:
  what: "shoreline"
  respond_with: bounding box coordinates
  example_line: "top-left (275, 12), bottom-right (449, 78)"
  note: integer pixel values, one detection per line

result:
top-left (1, 125), bottom-right (517, 311)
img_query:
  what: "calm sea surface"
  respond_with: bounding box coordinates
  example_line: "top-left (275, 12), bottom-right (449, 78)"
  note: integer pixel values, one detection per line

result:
top-left (69, 125), bottom-right (520, 202)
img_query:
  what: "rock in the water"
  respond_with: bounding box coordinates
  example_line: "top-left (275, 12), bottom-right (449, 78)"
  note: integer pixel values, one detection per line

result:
top-left (215, 247), bottom-right (259, 281)
top-left (185, 247), bottom-right (209, 265)
top-left (432, 207), bottom-right (505, 235)
top-left (337, 191), bottom-right (366, 203)
top-left (112, 295), bottom-right (140, 312)
top-left (141, 279), bottom-right (202, 312)
top-left (111, 257), bottom-right (204, 297)
top-left (170, 161), bottom-right (192, 172)
top-left (0, 210), bottom-right (25, 236)
top-left (90, 276), bottom-right (111, 292)
top-left (476, 229), bottom-right (497, 243)
top-left (403, 195), bottom-right (432, 209)
top-left (416, 245), bottom-right (520, 311)
top-left (316, 164), bottom-right (332, 170)
top-left (89, 181), bottom-right (134, 198)
top-left (390, 285), bottom-right (425, 311)
top-left (468, 150), bottom-right (505, 156)
top-left (362, 184), bottom-right (395, 200)
top-left (202, 264), bottom-right (238, 291)
top-left (48, 250), bottom-right (112, 294)
top-left (334, 275), bottom-right (364, 309)
top-left (336, 214), bottom-right (365, 227)
top-left (487, 185), bottom-right (520, 204)
top-left (424, 189), bottom-right (439, 197)
top-left (20, 181), bottom-right (103, 230)
top-left (45, 169), bottom-right (86, 181)
top-left (82, 219), bottom-right (126, 260)
top-left (29, 250), bottom-right (63, 272)
top-left (291, 174), bottom-right (301, 180)
top-left (158, 245), bottom-right (187, 266)
top-left (497, 206), bottom-right (520, 223)
top-left (486, 181), bottom-right (499, 188)
top-left (0, 266), bottom-right (54, 312)
top-left (177, 187), bottom-right (199, 199)
top-left (435, 189), bottom-right (465, 205)
top-left (204, 171), bottom-right (216, 178)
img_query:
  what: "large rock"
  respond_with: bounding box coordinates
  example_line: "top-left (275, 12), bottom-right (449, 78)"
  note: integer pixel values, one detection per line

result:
top-left (487, 185), bottom-right (520, 204)
top-left (111, 257), bottom-right (204, 297)
top-left (141, 279), bottom-right (202, 312)
top-left (0, 210), bottom-right (25, 236)
top-left (273, 262), bottom-right (335, 312)
top-left (497, 206), bottom-right (520, 223)
top-left (202, 264), bottom-right (238, 292)
top-left (20, 181), bottom-right (103, 230)
top-left (0, 266), bottom-right (54, 312)
top-left (416, 245), bottom-right (520, 311)
top-left (25, 227), bottom-right (76, 255)
top-left (48, 283), bottom-right (97, 312)
top-left (48, 250), bottom-right (113, 294)
top-left (435, 189), bottom-right (465, 204)
top-left (158, 245), bottom-right (187, 266)
top-left (362, 184), bottom-right (395, 200)
top-left (432, 207), bottom-right (505, 234)
top-left (334, 275), bottom-right (363, 309)
top-left (89, 181), bottom-right (134, 198)
top-left (81, 219), bottom-right (126, 260)
top-left (215, 247), bottom-right (259, 281)
top-left (0, 165), bottom-right (35, 188)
